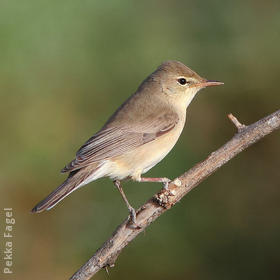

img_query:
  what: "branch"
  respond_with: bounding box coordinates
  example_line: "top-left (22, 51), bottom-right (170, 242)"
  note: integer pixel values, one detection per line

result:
top-left (70, 109), bottom-right (280, 280)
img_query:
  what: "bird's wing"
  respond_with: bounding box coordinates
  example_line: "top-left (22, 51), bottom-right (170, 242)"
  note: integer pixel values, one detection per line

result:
top-left (61, 111), bottom-right (179, 173)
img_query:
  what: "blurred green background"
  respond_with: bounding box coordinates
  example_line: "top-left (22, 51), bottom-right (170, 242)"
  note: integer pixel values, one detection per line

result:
top-left (1, 0), bottom-right (280, 279)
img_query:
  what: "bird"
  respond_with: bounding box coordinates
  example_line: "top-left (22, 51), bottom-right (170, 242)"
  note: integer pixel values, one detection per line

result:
top-left (31, 60), bottom-right (223, 225)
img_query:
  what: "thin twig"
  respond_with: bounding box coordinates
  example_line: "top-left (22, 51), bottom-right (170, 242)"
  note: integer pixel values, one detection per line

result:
top-left (228, 113), bottom-right (247, 131)
top-left (70, 109), bottom-right (280, 280)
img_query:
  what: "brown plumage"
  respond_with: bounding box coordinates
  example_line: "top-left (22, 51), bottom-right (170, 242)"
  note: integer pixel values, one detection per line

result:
top-left (31, 60), bottom-right (223, 222)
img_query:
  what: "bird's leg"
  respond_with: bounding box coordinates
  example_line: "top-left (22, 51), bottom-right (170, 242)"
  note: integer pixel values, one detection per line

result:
top-left (113, 180), bottom-right (137, 225)
top-left (139, 177), bottom-right (171, 190)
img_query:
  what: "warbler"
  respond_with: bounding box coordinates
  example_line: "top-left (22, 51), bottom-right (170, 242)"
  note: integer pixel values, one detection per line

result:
top-left (32, 60), bottom-right (223, 224)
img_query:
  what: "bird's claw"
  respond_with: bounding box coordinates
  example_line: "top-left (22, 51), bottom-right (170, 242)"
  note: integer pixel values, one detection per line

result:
top-left (162, 178), bottom-right (171, 190)
top-left (128, 207), bottom-right (141, 229)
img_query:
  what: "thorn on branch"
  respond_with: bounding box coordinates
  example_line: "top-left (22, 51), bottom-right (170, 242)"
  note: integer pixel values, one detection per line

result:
top-left (104, 266), bottom-right (110, 276)
top-left (228, 113), bottom-right (246, 132)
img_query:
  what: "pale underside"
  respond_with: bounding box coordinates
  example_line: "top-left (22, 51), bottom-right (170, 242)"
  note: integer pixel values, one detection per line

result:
top-left (62, 110), bottom-right (185, 184)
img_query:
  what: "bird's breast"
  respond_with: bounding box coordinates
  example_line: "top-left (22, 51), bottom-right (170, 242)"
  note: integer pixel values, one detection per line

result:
top-left (106, 116), bottom-right (186, 181)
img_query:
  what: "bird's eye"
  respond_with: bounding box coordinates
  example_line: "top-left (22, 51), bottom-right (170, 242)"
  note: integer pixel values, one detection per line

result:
top-left (178, 78), bottom-right (188, 85)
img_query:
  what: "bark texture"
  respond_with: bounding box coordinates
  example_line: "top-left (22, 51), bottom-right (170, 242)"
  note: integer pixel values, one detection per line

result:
top-left (70, 109), bottom-right (280, 280)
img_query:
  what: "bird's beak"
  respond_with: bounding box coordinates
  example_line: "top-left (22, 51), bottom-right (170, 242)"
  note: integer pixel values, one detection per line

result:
top-left (193, 80), bottom-right (224, 88)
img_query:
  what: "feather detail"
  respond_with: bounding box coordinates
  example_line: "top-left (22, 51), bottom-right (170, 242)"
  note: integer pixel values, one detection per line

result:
top-left (61, 111), bottom-right (179, 173)
top-left (32, 164), bottom-right (100, 213)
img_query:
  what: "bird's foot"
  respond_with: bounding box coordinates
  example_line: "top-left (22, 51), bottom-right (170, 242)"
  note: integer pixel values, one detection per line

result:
top-left (128, 207), bottom-right (141, 229)
top-left (162, 177), bottom-right (171, 190)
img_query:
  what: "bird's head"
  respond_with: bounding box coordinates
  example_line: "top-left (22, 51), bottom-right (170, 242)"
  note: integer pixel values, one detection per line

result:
top-left (152, 60), bottom-right (223, 108)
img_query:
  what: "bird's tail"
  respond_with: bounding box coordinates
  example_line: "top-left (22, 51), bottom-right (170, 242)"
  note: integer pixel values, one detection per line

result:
top-left (31, 165), bottom-right (100, 213)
